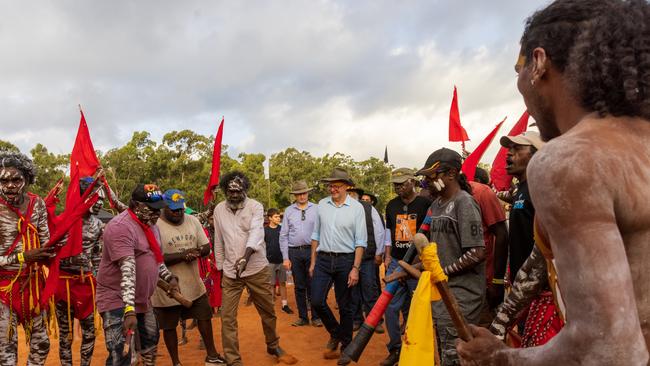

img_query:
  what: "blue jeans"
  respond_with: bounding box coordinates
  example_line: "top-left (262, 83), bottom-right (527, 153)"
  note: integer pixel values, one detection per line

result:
top-left (102, 308), bottom-right (159, 366)
top-left (384, 258), bottom-right (418, 352)
top-left (311, 253), bottom-right (357, 349)
top-left (352, 258), bottom-right (379, 324)
top-left (288, 246), bottom-right (319, 321)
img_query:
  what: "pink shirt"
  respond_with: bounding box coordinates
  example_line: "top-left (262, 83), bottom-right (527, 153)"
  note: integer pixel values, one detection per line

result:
top-left (96, 210), bottom-right (161, 313)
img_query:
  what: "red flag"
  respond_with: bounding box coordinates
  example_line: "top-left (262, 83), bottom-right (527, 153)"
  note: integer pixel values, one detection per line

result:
top-left (490, 111), bottom-right (529, 191)
top-left (461, 118), bottom-right (505, 182)
top-left (203, 118), bottom-right (225, 205)
top-left (58, 165), bottom-right (84, 259)
top-left (70, 109), bottom-right (101, 177)
top-left (449, 86), bottom-right (470, 143)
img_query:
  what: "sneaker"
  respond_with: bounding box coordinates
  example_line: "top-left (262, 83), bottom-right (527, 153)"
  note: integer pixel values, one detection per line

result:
top-left (281, 305), bottom-right (294, 314)
top-left (311, 318), bottom-right (323, 327)
top-left (205, 353), bottom-right (226, 365)
top-left (374, 324), bottom-right (385, 334)
top-left (292, 318), bottom-right (309, 327)
top-left (379, 350), bottom-right (400, 366)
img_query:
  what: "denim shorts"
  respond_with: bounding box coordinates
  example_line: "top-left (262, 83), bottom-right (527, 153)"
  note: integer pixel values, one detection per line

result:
top-left (102, 308), bottom-right (159, 366)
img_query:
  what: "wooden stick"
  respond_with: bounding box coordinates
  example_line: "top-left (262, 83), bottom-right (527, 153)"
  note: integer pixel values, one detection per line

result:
top-left (434, 280), bottom-right (473, 341)
top-left (157, 280), bottom-right (193, 308)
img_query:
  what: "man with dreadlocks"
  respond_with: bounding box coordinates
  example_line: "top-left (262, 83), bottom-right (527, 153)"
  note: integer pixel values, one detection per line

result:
top-left (415, 148), bottom-right (485, 366)
top-left (0, 151), bottom-right (55, 365)
top-left (457, 0), bottom-right (650, 364)
top-left (213, 171), bottom-right (296, 366)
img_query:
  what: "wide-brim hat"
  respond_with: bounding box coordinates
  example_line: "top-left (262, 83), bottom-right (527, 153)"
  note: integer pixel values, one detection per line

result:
top-left (290, 180), bottom-right (313, 195)
top-left (347, 187), bottom-right (364, 196)
top-left (321, 167), bottom-right (354, 185)
top-left (499, 131), bottom-right (544, 150)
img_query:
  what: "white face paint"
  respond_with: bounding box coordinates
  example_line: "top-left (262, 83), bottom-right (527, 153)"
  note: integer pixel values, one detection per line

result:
top-left (0, 167), bottom-right (26, 205)
top-left (433, 178), bottom-right (445, 192)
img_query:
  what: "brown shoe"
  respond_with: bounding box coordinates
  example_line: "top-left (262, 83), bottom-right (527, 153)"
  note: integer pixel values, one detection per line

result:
top-left (323, 350), bottom-right (340, 360)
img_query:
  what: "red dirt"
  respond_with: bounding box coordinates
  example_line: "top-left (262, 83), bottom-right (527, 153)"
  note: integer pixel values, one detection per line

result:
top-left (18, 286), bottom-right (390, 366)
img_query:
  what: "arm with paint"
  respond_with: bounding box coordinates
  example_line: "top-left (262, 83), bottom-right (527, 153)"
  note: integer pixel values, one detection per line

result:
top-left (489, 246), bottom-right (548, 339)
top-left (444, 196), bottom-right (486, 276)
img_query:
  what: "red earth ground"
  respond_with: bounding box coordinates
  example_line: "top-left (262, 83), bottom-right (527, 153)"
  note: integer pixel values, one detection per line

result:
top-left (19, 281), bottom-right (392, 365)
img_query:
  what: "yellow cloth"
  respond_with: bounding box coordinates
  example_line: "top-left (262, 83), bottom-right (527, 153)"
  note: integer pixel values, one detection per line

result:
top-left (399, 243), bottom-right (448, 366)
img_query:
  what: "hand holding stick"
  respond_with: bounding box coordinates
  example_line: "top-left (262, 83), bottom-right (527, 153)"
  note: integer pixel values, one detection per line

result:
top-left (157, 280), bottom-right (192, 308)
top-left (409, 233), bottom-right (474, 342)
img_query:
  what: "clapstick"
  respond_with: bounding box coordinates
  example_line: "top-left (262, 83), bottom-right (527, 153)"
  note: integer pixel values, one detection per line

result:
top-left (157, 280), bottom-right (193, 308)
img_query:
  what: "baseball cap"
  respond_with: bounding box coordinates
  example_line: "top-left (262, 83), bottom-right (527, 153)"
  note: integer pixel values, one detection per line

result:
top-left (391, 168), bottom-right (416, 184)
top-left (416, 148), bottom-right (462, 176)
top-left (163, 189), bottom-right (187, 211)
top-left (499, 131), bottom-right (544, 150)
top-left (131, 184), bottom-right (167, 209)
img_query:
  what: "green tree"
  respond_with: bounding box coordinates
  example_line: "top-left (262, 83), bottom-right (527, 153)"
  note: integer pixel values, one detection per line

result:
top-left (29, 143), bottom-right (68, 199)
top-left (0, 140), bottom-right (20, 153)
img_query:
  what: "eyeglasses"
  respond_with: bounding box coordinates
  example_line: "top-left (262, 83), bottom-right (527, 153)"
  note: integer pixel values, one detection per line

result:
top-left (301, 210), bottom-right (306, 221)
top-left (327, 183), bottom-right (346, 191)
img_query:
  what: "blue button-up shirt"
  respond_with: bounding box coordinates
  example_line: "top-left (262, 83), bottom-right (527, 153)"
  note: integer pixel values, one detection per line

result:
top-left (279, 202), bottom-right (317, 260)
top-left (311, 195), bottom-right (367, 253)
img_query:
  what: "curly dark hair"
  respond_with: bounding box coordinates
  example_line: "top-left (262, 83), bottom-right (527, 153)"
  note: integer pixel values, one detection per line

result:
top-left (566, 0), bottom-right (650, 118)
top-left (0, 152), bottom-right (37, 185)
top-left (520, 0), bottom-right (616, 72)
top-left (219, 171), bottom-right (251, 192)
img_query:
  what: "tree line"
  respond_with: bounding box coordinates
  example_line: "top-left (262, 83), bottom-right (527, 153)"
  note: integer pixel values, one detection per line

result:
top-left (0, 130), bottom-right (395, 213)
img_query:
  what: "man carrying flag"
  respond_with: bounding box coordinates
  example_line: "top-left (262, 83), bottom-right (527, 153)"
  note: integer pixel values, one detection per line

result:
top-left (0, 152), bottom-right (55, 365)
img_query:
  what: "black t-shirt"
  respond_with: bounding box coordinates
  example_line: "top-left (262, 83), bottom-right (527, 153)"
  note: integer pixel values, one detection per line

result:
top-left (507, 181), bottom-right (535, 282)
top-left (385, 195), bottom-right (432, 260)
top-left (265, 225), bottom-right (283, 264)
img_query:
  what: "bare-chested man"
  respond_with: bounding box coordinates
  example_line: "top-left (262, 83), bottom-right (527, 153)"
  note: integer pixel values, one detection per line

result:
top-left (0, 152), bottom-right (55, 365)
top-left (457, 0), bottom-right (650, 364)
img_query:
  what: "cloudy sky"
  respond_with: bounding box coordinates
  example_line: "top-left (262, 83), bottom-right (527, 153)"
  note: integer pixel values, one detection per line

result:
top-left (0, 1), bottom-right (547, 168)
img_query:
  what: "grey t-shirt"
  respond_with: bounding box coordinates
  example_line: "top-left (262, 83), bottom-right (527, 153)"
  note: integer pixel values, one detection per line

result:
top-left (423, 189), bottom-right (485, 322)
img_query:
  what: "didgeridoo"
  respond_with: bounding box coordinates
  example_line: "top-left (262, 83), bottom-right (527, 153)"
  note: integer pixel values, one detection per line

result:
top-left (342, 245), bottom-right (418, 363)
top-left (157, 280), bottom-right (193, 308)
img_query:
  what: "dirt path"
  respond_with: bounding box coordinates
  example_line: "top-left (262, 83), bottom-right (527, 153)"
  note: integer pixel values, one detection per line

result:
top-left (18, 286), bottom-right (390, 366)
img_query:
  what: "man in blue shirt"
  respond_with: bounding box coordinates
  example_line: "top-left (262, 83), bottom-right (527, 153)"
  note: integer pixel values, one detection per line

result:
top-left (279, 180), bottom-right (322, 327)
top-left (309, 168), bottom-right (367, 366)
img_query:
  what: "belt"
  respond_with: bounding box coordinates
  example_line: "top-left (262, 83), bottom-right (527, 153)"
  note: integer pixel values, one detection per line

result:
top-left (289, 245), bottom-right (311, 250)
top-left (318, 251), bottom-right (354, 257)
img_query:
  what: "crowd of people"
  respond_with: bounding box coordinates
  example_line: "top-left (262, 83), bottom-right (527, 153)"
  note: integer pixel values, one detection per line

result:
top-left (0, 0), bottom-right (649, 365)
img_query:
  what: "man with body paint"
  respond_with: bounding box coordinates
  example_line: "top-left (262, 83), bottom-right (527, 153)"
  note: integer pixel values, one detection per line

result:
top-left (213, 171), bottom-right (295, 366)
top-left (96, 183), bottom-right (179, 366)
top-left (457, 0), bottom-right (650, 364)
top-left (0, 152), bottom-right (55, 365)
top-left (54, 178), bottom-right (113, 366)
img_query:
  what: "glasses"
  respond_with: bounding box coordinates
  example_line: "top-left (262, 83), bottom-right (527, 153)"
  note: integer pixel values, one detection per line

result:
top-left (301, 210), bottom-right (306, 221)
top-left (327, 183), bottom-right (346, 191)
